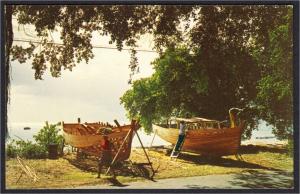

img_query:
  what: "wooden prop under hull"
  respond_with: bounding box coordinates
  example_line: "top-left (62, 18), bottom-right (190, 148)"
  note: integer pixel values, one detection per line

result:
top-left (153, 124), bottom-right (243, 156)
top-left (63, 122), bottom-right (135, 161)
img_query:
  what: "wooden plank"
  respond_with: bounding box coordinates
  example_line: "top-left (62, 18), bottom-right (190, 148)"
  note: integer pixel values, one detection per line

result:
top-left (176, 117), bottom-right (219, 123)
top-left (82, 124), bottom-right (96, 134)
top-left (114, 120), bottom-right (121, 127)
top-left (16, 156), bottom-right (39, 183)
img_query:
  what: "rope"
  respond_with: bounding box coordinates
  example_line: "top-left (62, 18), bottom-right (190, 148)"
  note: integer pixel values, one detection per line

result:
top-left (13, 38), bottom-right (157, 53)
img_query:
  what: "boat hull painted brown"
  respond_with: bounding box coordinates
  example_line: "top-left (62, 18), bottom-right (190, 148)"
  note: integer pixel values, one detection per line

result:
top-left (153, 124), bottom-right (243, 156)
top-left (63, 122), bottom-right (135, 161)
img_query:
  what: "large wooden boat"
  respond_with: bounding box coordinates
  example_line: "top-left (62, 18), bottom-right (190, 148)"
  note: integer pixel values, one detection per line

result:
top-left (63, 120), bottom-right (138, 162)
top-left (152, 108), bottom-right (244, 156)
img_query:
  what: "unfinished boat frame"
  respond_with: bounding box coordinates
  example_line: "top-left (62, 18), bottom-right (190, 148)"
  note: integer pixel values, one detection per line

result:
top-left (63, 119), bottom-right (156, 176)
top-left (63, 119), bottom-right (137, 162)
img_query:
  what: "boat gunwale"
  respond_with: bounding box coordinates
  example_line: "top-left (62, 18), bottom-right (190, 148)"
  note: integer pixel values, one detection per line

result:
top-left (62, 123), bottom-right (132, 135)
top-left (152, 124), bottom-right (241, 133)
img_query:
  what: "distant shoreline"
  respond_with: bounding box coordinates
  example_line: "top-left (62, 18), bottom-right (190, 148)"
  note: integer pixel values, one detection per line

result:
top-left (241, 140), bottom-right (288, 147)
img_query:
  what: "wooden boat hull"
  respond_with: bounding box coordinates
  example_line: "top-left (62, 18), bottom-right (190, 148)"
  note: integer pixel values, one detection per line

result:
top-left (63, 124), bottom-right (132, 148)
top-left (153, 124), bottom-right (243, 156)
top-left (63, 122), bottom-right (135, 161)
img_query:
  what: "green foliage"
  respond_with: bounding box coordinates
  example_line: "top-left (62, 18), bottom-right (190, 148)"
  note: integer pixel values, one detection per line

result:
top-left (121, 47), bottom-right (259, 137)
top-left (6, 140), bottom-right (18, 158)
top-left (5, 123), bottom-right (64, 159)
top-left (8, 5), bottom-right (286, 80)
top-left (6, 5), bottom-right (293, 139)
top-left (120, 6), bottom-right (293, 139)
top-left (254, 7), bottom-right (293, 139)
top-left (33, 123), bottom-right (64, 153)
top-left (6, 139), bottom-right (47, 159)
top-left (121, 48), bottom-right (199, 132)
top-left (16, 140), bottom-right (47, 159)
top-left (121, 77), bottom-right (159, 132)
top-left (9, 5), bottom-right (192, 79)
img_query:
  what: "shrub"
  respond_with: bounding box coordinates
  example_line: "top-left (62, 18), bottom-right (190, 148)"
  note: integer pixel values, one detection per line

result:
top-left (33, 122), bottom-right (64, 155)
top-left (6, 140), bottom-right (18, 158)
top-left (5, 139), bottom-right (47, 159)
top-left (16, 140), bottom-right (47, 159)
top-left (5, 122), bottom-right (64, 159)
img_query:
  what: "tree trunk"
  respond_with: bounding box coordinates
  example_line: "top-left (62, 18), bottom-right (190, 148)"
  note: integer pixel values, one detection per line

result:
top-left (4, 5), bottom-right (13, 139)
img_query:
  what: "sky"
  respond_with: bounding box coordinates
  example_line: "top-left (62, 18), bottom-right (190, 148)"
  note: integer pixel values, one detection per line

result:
top-left (8, 19), bottom-right (159, 126)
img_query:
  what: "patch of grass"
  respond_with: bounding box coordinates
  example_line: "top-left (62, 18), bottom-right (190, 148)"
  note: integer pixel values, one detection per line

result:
top-left (5, 154), bottom-right (145, 189)
top-left (132, 145), bottom-right (293, 180)
top-left (6, 157), bottom-right (105, 189)
top-left (6, 145), bottom-right (293, 189)
top-left (238, 152), bottom-right (293, 171)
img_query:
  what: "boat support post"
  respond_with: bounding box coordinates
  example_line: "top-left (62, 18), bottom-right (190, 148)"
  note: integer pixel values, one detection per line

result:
top-left (134, 127), bottom-right (156, 179)
top-left (149, 129), bottom-right (157, 150)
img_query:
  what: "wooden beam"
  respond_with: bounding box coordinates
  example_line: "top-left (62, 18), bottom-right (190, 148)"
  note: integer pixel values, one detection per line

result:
top-left (16, 156), bottom-right (38, 183)
top-left (134, 129), bottom-right (156, 178)
top-left (82, 124), bottom-right (95, 134)
top-left (16, 171), bottom-right (24, 183)
top-left (114, 119), bottom-right (122, 132)
top-left (114, 119), bottom-right (121, 127)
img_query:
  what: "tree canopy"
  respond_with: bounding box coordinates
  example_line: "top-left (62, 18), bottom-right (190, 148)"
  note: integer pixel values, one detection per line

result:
top-left (4, 5), bottom-right (294, 139)
top-left (119, 5), bottom-right (293, 139)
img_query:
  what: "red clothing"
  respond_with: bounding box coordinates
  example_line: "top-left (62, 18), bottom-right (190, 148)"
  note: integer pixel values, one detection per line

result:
top-left (101, 139), bottom-right (110, 150)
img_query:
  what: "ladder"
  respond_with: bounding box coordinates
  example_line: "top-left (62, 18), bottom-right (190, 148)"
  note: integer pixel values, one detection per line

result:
top-left (170, 135), bottom-right (186, 159)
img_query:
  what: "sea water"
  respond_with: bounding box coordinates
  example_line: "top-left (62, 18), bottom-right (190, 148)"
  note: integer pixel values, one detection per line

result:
top-left (242, 121), bottom-right (288, 145)
top-left (5, 122), bottom-right (170, 147)
top-left (5, 120), bottom-right (287, 147)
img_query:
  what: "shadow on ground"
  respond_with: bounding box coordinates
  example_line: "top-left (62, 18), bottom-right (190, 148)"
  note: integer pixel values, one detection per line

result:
top-left (105, 177), bottom-right (129, 187)
top-left (239, 145), bottom-right (287, 154)
top-left (178, 153), bottom-right (280, 171)
top-left (228, 170), bottom-right (294, 189)
top-left (185, 170), bottom-right (293, 189)
top-left (152, 145), bottom-right (287, 171)
top-left (64, 154), bottom-right (154, 181)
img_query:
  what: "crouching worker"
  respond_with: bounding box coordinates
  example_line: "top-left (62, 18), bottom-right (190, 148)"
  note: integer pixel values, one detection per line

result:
top-left (97, 130), bottom-right (116, 178)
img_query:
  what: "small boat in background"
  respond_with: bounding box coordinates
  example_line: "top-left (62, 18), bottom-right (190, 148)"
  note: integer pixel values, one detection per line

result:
top-left (152, 108), bottom-right (244, 156)
top-left (23, 127), bottom-right (31, 130)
